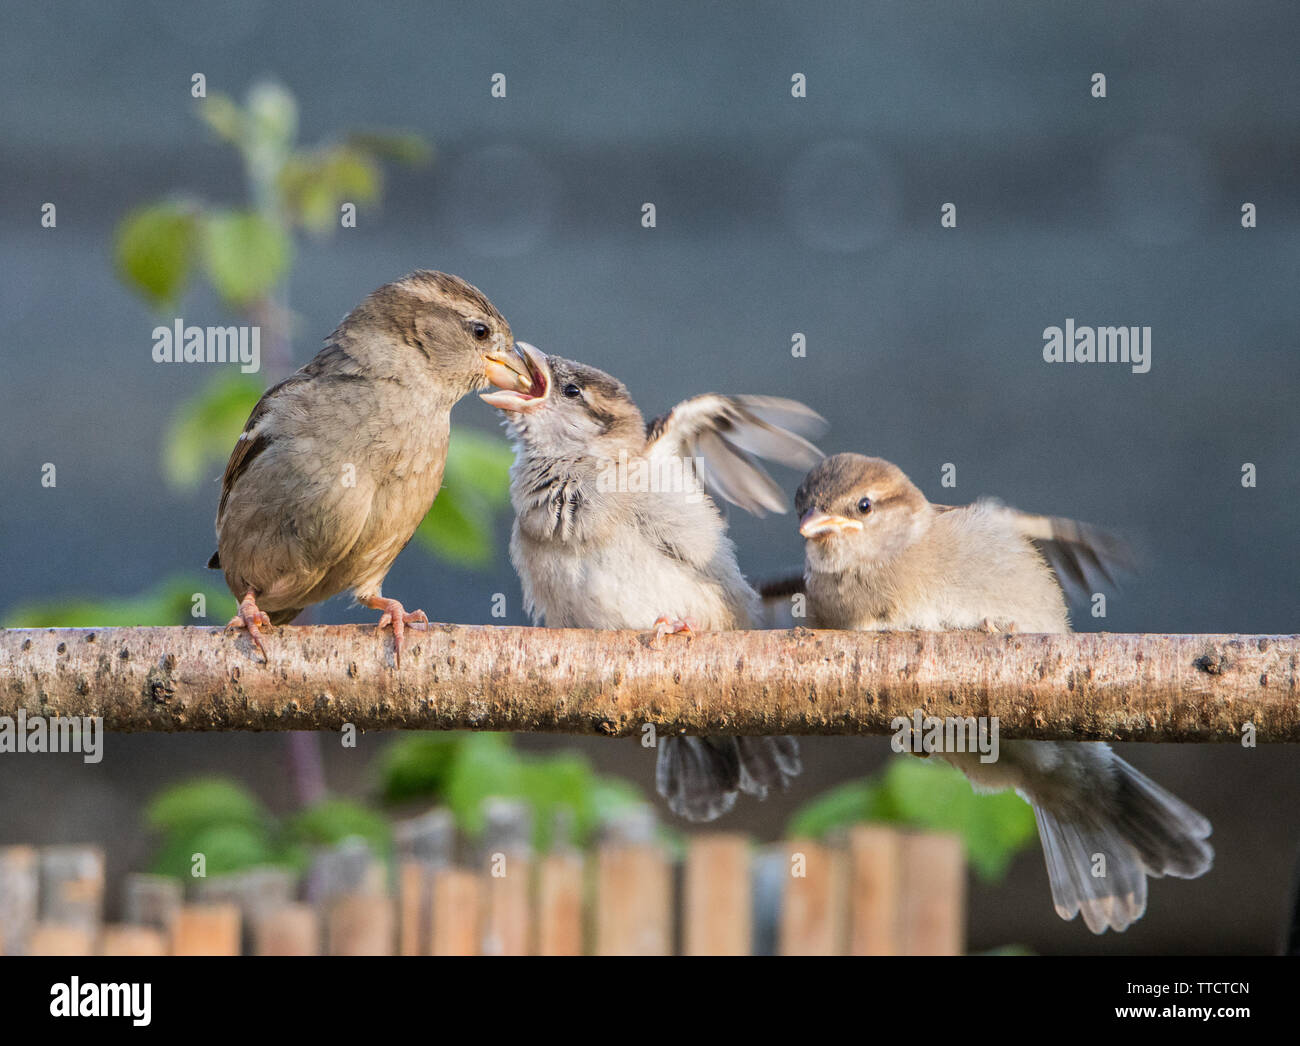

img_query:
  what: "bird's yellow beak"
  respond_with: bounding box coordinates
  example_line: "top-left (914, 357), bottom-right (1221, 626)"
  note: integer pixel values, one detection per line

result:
top-left (482, 341), bottom-right (550, 412)
top-left (799, 509), bottom-right (863, 538)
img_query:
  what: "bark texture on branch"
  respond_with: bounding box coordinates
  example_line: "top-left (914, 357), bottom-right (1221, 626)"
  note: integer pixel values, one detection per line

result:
top-left (0, 626), bottom-right (1296, 741)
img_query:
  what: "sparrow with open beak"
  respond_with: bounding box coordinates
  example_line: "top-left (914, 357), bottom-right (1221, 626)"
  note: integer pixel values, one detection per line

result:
top-left (209, 270), bottom-right (529, 664)
top-left (795, 452), bottom-right (1213, 934)
top-left (484, 343), bottom-right (825, 821)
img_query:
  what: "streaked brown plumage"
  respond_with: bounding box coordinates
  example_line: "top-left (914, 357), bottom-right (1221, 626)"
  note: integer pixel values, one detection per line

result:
top-left (209, 270), bottom-right (527, 663)
top-left (794, 452), bottom-right (1212, 934)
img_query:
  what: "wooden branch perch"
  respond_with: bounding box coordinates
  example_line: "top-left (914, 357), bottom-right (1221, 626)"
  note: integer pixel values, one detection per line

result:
top-left (0, 626), bottom-right (1296, 741)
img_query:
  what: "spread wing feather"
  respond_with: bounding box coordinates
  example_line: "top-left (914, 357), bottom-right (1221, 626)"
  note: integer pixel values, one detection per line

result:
top-left (644, 395), bottom-right (826, 516)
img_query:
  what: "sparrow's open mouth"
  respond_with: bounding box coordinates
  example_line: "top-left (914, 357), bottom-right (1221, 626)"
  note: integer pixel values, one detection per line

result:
top-left (481, 342), bottom-right (550, 412)
top-left (799, 510), bottom-right (863, 539)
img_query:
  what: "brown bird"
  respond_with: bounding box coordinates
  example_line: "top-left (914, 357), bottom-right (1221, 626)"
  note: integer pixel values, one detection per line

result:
top-left (483, 343), bottom-right (824, 820)
top-left (208, 270), bottom-right (527, 664)
top-left (794, 452), bottom-right (1212, 934)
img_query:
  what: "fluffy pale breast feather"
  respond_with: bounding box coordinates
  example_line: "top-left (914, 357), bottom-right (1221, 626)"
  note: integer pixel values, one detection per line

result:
top-left (508, 452), bottom-right (758, 631)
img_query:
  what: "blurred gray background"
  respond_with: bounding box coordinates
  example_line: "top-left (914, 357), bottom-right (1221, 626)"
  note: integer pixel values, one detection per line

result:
top-left (1, 1), bottom-right (1298, 953)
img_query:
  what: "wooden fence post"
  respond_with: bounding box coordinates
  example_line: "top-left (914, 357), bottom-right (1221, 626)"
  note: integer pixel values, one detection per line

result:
top-left (898, 831), bottom-right (966, 956)
top-left (684, 833), bottom-right (752, 956)
top-left (779, 838), bottom-right (847, 956)
top-left (847, 825), bottom-right (902, 956)
top-left (536, 811), bottom-right (584, 957)
top-left (0, 846), bottom-right (38, 955)
top-left (594, 806), bottom-right (671, 956)
top-left (171, 903), bottom-right (241, 956)
top-left (395, 808), bottom-right (455, 957)
top-left (254, 904), bottom-right (320, 956)
top-left (430, 868), bottom-right (482, 956)
top-left (479, 799), bottom-right (533, 956)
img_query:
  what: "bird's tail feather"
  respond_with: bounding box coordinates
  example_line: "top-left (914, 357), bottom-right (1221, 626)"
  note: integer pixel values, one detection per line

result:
top-left (1030, 756), bottom-right (1213, 934)
top-left (656, 736), bottom-right (802, 823)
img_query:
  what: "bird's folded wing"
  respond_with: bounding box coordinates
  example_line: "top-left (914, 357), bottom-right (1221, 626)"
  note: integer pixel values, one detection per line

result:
top-left (644, 395), bottom-right (826, 516)
top-left (947, 501), bottom-right (1137, 601)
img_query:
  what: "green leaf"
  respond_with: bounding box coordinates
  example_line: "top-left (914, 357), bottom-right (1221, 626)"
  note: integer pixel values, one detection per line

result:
top-left (784, 757), bottom-right (1038, 882)
top-left (443, 734), bottom-right (523, 837)
top-left (346, 130), bottom-right (433, 166)
top-left (114, 203), bottom-right (200, 308)
top-left (2, 574), bottom-right (227, 628)
top-left (430, 733), bottom-right (642, 849)
top-left (287, 798), bottom-right (392, 859)
top-left (145, 778), bottom-right (271, 837)
top-left (413, 431), bottom-right (513, 567)
top-left (150, 821), bottom-right (279, 879)
top-left (415, 484), bottom-right (495, 566)
top-left (201, 209), bottom-right (291, 307)
top-left (786, 778), bottom-right (891, 840)
top-left (162, 372), bottom-right (263, 489)
top-left (281, 145), bottom-right (382, 236)
top-left (515, 755), bottom-right (601, 851)
top-left (882, 759), bottom-right (1037, 881)
top-left (442, 430), bottom-right (514, 507)
top-left (376, 733), bottom-right (466, 804)
top-left (197, 93), bottom-right (243, 145)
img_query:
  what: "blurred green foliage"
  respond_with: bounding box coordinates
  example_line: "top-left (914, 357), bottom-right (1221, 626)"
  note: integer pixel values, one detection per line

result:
top-left (11, 82), bottom-right (512, 631)
top-left (143, 776), bottom-right (392, 879)
top-left (414, 432), bottom-right (515, 566)
top-left (2, 574), bottom-right (225, 628)
top-left (144, 733), bottom-right (643, 876)
top-left (787, 757), bottom-right (1038, 881)
top-left (144, 778), bottom-right (282, 878)
top-left (161, 373), bottom-right (264, 489)
top-left (286, 798), bottom-right (392, 861)
top-left (378, 732), bottom-right (643, 851)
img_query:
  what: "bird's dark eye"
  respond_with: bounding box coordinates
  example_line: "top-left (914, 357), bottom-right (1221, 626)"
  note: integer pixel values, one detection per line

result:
top-left (471, 322), bottom-right (490, 341)
top-left (857, 497), bottom-right (872, 513)
top-left (562, 383), bottom-right (582, 399)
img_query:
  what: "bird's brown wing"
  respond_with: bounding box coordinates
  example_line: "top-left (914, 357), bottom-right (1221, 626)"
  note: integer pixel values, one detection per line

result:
top-left (644, 395), bottom-right (826, 516)
top-left (216, 345), bottom-right (366, 524)
top-left (964, 502), bottom-right (1136, 601)
top-left (210, 345), bottom-right (376, 599)
top-left (215, 375), bottom-right (311, 526)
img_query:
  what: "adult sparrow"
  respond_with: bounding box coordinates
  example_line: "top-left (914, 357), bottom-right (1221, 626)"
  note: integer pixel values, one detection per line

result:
top-left (794, 452), bottom-right (1213, 933)
top-left (209, 270), bottom-right (527, 664)
top-left (484, 343), bottom-right (824, 820)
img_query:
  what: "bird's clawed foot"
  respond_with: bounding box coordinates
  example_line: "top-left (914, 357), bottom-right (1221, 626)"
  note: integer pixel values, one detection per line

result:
top-left (226, 590), bottom-right (272, 662)
top-left (362, 596), bottom-right (428, 667)
top-left (650, 615), bottom-right (697, 650)
top-left (980, 617), bottom-right (1018, 634)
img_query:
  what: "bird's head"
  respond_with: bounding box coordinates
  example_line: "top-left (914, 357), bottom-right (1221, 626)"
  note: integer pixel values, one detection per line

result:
top-left (481, 345), bottom-right (645, 458)
top-left (340, 270), bottom-right (526, 396)
top-left (794, 453), bottom-right (931, 572)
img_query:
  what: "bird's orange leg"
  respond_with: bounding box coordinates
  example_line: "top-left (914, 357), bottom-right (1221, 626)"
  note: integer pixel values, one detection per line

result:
top-left (226, 589), bottom-right (272, 662)
top-left (650, 615), bottom-right (697, 650)
top-left (361, 595), bottom-right (428, 668)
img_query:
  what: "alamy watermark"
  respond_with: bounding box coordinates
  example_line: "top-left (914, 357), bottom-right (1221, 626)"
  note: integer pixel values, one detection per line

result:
top-left (1042, 319), bottom-right (1151, 374)
top-left (0, 710), bottom-right (103, 763)
top-left (595, 450), bottom-right (706, 503)
top-left (891, 710), bottom-right (999, 764)
top-left (152, 319), bottom-right (260, 373)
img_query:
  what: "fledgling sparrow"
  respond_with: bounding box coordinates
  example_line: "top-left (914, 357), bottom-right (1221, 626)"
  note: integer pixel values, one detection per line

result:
top-left (483, 343), bottom-right (825, 821)
top-left (208, 270), bottom-right (528, 664)
top-left (794, 452), bottom-right (1213, 934)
